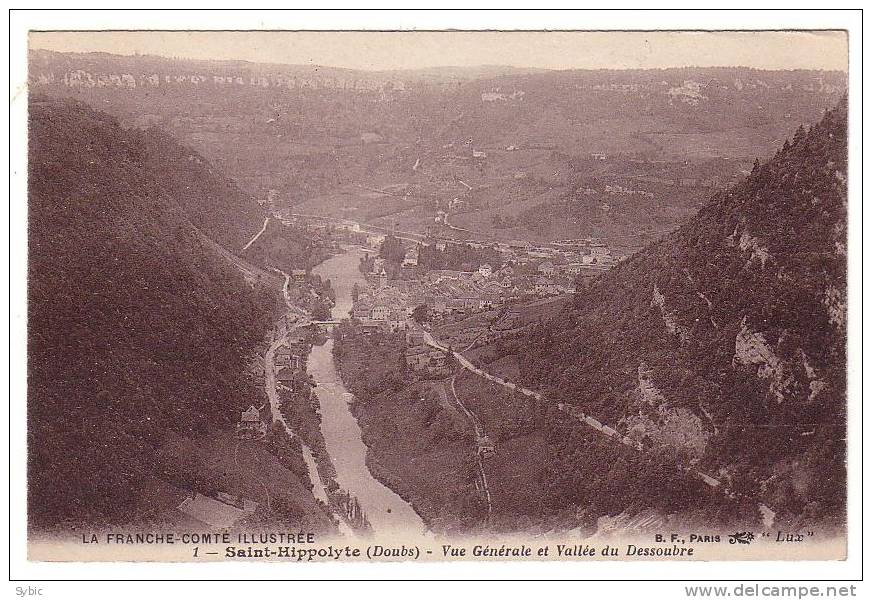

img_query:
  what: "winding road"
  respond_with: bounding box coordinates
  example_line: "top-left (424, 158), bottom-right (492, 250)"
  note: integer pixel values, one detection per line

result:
top-left (422, 330), bottom-right (726, 493)
top-left (263, 317), bottom-right (355, 537)
top-left (260, 274), bottom-right (346, 527)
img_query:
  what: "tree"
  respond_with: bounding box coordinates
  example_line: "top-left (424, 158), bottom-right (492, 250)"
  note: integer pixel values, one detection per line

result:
top-left (412, 304), bottom-right (431, 324)
top-left (379, 235), bottom-right (405, 266)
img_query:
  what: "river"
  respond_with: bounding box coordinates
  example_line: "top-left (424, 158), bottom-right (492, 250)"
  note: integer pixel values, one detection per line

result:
top-left (309, 247), bottom-right (428, 536)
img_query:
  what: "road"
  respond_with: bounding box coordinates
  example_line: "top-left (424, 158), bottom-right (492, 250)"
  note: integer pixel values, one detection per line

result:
top-left (422, 330), bottom-right (726, 493)
top-left (271, 267), bottom-right (310, 320)
top-left (448, 375), bottom-right (492, 520)
top-left (422, 330), bottom-right (492, 519)
top-left (263, 330), bottom-right (298, 434)
top-left (442, 211), bottom-right (472, 234)
top-left (261, 284), bottom-right (351, 522)
top-left (263, 318), bottom-right (356, 536)
top-left (242, 217), bottom-right (270, 251)
top-left (191, 223), bottom-right (282, 288)
top-left (197, 222), bottom-right (357, 531)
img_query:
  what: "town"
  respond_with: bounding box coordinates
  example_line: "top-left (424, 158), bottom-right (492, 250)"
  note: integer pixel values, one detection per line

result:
top-left (283, 213), bottom-right (621, 336)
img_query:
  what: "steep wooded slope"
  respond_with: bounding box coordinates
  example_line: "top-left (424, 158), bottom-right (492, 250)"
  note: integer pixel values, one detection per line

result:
top-left (524, 99), bottom-right (848, 525)
top-left (27, 98), bottom-right (283, 527)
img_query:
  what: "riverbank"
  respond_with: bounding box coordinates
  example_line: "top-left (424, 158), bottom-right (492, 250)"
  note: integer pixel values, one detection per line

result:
top-left (260, 256), bottom-right (373, 536)
top-left (332, 322), bottom-right (485, 534)
top-left (308, 248), bottom-right (429, 537)
top-left (273, 329), bottom-right (370, 534)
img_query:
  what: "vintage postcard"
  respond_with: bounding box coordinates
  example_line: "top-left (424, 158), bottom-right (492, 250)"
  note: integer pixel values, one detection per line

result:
top-left (10, 15), bottom-right (861, 579)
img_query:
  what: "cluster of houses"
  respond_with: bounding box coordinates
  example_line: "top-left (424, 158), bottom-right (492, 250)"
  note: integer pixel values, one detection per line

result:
top-left (273, 329), bottom-right (311, 393)
top-left (603, 184), bottom-right (656, 198)
top-left (352, 279), bottom-right (416, 332)
top-left (402, 246), bottom-right (419, 267)
top-left (420, 259), bottom-right (596, 310)
top-left (289, 214), bottom-right (621, 278)
top-left (289, 216), bottom-right (621, 325)
top-left (239, 350), bottom-right (271, 440)
top-left (403, 331), bottom-right (453, 378)
top-left (410, 236), bottom-right (620, 272)
top-left (356, 246), bottom-right (617, 328)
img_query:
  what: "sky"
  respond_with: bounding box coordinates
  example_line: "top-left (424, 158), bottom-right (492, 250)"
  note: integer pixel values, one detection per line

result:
top-left (28, 30), bottom-right (848, 72)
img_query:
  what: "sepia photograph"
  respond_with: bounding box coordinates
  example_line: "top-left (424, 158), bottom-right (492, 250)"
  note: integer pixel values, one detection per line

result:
top-left (7, 8), bottom-right (863, 587)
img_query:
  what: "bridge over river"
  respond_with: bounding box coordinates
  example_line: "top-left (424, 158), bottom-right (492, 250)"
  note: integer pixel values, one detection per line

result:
top-left (308, 247), bottom-right (429, 536)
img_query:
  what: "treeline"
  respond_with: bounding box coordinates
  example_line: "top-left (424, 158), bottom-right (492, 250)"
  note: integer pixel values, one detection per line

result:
top-left (418, 243), bottom-right (503, 272)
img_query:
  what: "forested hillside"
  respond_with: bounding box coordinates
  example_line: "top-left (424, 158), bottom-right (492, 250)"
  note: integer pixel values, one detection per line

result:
top-left (27, 98), bottom-right (285, 527)
top-left (523, 99), bottom-right (848, 526)
top-left (137, 127), bottom-right (267, 251)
